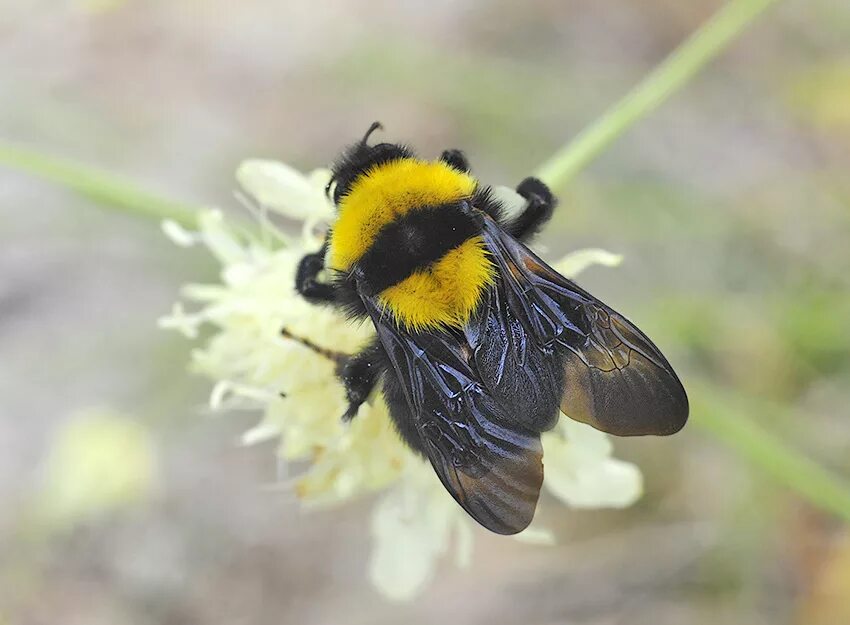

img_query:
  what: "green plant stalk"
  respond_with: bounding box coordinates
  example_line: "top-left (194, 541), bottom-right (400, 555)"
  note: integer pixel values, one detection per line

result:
top-left (692, 383), bottom-right (850, 522)
top-left (0, 142), bottom-right (202, 228)
top-left (535, 0), bottom-right (781, 190)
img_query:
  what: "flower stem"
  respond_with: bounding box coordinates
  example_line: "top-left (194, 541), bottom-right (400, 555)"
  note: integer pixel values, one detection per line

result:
top-left (0, 140), bottom-right (203, 228)
top-left (535, 0), bottom-right (781, 190)
top-left (692, 382), bottom-right (850, 522)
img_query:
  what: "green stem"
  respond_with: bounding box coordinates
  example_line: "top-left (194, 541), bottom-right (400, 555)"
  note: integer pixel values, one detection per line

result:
top-left (692, 383), bottom-right (850, 522)
top-left (535, 0), bottom-right (781, 190)
top-left (0, 141), bottom-right (203, 228)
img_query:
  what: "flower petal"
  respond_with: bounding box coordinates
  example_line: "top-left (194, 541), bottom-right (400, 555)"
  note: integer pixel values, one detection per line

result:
top-left (490, 185), bottom-right (526, 217)
top-left (552, 248), bottom-right (623, 278)
top-left (157, 302), bottom-right (203, 339)
top-left (369, 487), bottom-right (440, 600)
top-left (161, 219), bottom-right (198, 247)
top-left (197, 210), bottom-right (249, 265)
top-left (368, 465), bottom-right (468, 600)
top-left (453, 519), bottom-right (475, 567)
top-left (542, 420), bottom-right (643, 509)
top-left (236, 160), bottom-right (334, 221)
top-left (514, 524), bottom-right (556, 545)
top-left (241, 420), bottom-right (282, 446)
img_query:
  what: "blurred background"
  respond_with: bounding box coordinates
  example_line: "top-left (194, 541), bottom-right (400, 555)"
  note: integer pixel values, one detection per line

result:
top-left (2, 1), bottom-right (850, 623)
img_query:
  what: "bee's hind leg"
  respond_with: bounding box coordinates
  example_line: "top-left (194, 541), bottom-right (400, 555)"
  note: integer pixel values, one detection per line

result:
top-left (506, 177), bottom-right (557, 242)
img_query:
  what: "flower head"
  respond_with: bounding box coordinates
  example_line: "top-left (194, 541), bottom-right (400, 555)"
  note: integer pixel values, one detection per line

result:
top-left (37, 409), bottom-right (157, 528)
top-left (160, 159), bottom-right (641, 600)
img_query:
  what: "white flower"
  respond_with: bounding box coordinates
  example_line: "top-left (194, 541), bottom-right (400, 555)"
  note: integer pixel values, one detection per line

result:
top-left (37, 409), bottom-right (157, 528)
top-left (160, 159), bottom-right (641, 600)
top-left (369, 463), bottom-right (473, 601)
top-left (543, 420), bottom-right (642, 509)
top-left (235, 160), bottom-right (335, 224)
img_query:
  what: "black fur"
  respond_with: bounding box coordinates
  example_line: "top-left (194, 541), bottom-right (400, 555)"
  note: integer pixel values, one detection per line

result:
top-left (473, 185), bottom-right (507, 224)
top-left (332, 329), bottom-right (435, 457)
top-left (380, 366), bottom-right (429, 455)
top-left (295, 247), bottom-right (335, 303)
top-left (329, 122), bottom-right (415, 204)
top-left (329, 271), bottom-right (368, 320)
top-left (440, 149), bottom-right (470, 172)
top-left (337, 336), bottom-right (386, 421)
top-left (355, 203), bottom-right (480, 296)
top-left (505, 177), bottom-right (557, 240)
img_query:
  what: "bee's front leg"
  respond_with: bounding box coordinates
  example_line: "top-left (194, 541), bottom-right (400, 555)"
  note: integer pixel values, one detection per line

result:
top-left (295, 245), bottom-right (336, 303)
top-left (507, 177), bottom-right (557, 242)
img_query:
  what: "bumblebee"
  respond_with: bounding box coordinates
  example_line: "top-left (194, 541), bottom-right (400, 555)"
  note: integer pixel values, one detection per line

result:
top-left (294, 123), bottom-right (688, 534)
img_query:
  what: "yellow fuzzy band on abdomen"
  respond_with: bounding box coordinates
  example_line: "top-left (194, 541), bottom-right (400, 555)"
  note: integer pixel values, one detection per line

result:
top-left (328, 158), bottom-right (477, 272)
top-left (378, 237), bottom-right (495, 331)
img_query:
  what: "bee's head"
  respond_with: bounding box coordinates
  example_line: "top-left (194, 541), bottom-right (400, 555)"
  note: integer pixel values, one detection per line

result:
top-left (327, 122), bottom-right (413, 205)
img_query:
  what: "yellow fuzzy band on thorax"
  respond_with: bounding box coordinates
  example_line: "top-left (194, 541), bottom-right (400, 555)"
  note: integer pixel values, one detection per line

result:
top-left (378, 237), bottom-right (495, 331)
top-left (328, 158), bottom-right (477, 271)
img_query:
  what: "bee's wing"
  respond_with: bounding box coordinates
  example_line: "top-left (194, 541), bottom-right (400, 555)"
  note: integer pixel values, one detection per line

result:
top-left (362, 297), bottom-right (543, 535)
top-left (474, 215), bottom-right (689, 437)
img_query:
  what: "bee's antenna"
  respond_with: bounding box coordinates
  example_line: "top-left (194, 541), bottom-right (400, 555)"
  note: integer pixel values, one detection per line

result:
top-left (361, 121), bottom-right (384, 145)
top-left (280, 327), bottom-right (347, 364)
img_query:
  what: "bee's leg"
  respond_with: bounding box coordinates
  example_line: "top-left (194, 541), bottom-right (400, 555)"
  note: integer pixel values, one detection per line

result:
top-left (338, 338), bottom-right (386, 421)
top-left (295, 246), bottom-right (336, 303)
top-left (440, 149), bottom-right (470, 173)
top-left (506, 177), bottom-right (557, 242)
